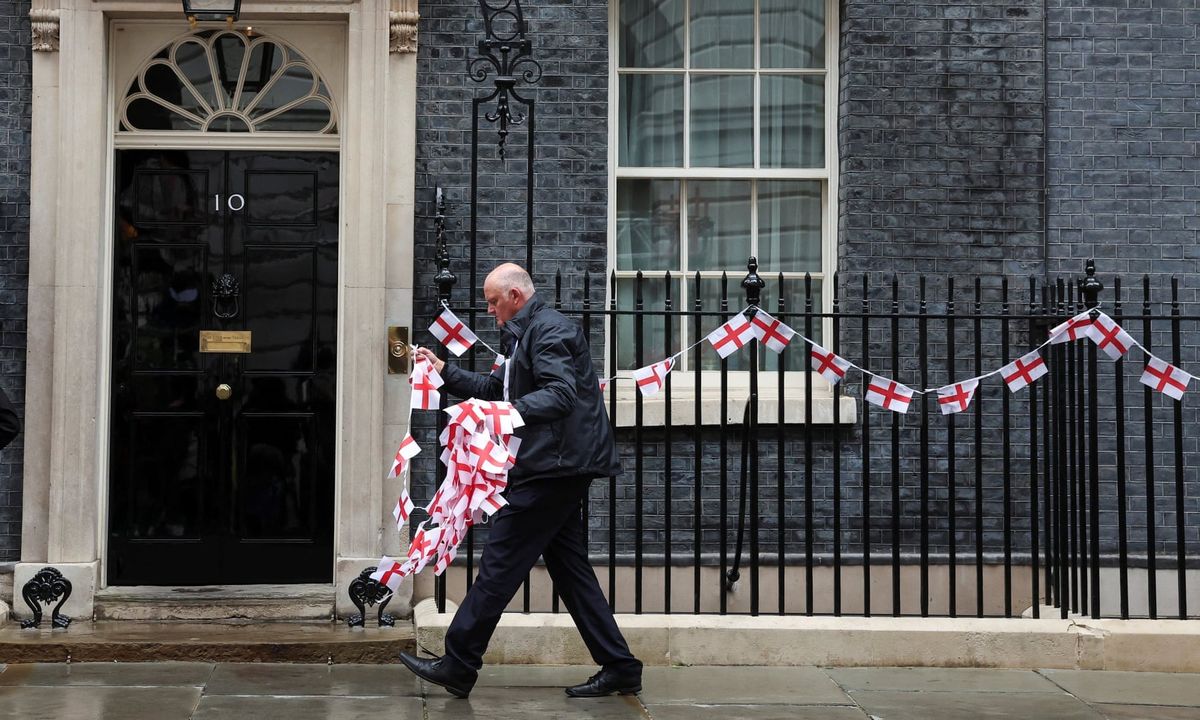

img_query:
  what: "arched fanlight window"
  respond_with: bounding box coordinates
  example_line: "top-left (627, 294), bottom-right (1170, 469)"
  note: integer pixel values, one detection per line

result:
top-left (120, 30), bottom-right (338, 134)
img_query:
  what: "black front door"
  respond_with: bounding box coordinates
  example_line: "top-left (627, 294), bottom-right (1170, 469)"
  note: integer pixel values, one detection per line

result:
top-left (109, 149), bottom-right (338, 585)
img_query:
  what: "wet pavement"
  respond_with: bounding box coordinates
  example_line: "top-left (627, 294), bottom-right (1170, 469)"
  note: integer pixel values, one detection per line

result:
top-left (1, 662), bottom-right (1199, 719)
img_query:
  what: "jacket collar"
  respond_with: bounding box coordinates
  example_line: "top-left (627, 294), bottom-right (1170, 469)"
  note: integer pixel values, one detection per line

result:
top-left (502, 293), bottom-right (543, 345)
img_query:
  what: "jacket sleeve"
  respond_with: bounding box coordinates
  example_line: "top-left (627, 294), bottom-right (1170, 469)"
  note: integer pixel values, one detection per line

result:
top-left (0, 388), bottom-right (20, 452)
top-left (513, 323), bottom-right (579, 425)
top-left (440, 362), bottom-right (504, 402)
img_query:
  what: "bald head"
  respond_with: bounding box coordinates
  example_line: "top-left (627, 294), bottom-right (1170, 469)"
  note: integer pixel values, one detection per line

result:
top-left (483, 263), bottom-right (536, 326)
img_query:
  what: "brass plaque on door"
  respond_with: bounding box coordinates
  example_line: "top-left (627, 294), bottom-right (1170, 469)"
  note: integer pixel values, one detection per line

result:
top-left (200, 330), bottom-right (252, 353)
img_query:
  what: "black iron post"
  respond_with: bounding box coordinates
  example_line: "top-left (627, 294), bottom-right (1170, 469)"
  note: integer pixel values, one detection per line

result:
top-left (742, 257), bottom-right (764, 615)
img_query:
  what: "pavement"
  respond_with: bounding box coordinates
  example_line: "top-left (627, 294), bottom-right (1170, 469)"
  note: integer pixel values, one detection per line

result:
top-left (1, 662), bottom-right (1199, 719)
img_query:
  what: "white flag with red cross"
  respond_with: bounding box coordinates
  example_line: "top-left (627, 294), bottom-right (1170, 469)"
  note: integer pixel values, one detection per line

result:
top-left (406, 526), bottom-right (443, 574)
top-left (1140, 357), bottom-right (1193, 401)
top-left (864, 377), bottom-right (914, 414)
top-left (369, 555), bottom-right (408, 593)
top-left (491, 353), bottom-right (505, 373)
top-left (387, 433), bottom-right (421, 478)
top-left (936, 379), bottom-right (979, 415)
top-left (1049, 311), bottom-right (1094, 344)
top-left (749, 309), bottom-right (796, 353)
top-left (1001, 350), bottom-right (1048, 393)
top-left (1087, 312), bottom-right (1135, 360)
top-left (631, 358), bottom-right (674, 397)
top-left (810, 344), bottom-right (851, 386)
top-left (706, 312), bottom-right (757, 359)
top-left (598, 378), bottom-right (609, 393)
top-left (410, 355), bottom-right (444, 411)
top-left (392, 490), bottom-right (415, 529)
top-left (429, 308), bottom-right (478, 356)
top-left (475, 400), bottom-right (524, 435)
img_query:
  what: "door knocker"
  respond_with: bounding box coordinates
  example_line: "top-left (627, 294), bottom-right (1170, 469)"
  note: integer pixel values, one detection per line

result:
top-left (212, 273), bottom-right (240, 319)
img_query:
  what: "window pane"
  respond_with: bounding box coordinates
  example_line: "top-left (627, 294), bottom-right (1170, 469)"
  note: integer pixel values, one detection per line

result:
top-left (690, 0), bottom-right (754, 69)
top-left (759, 180), bottom-right (822, 272)
top-left (619, 74), bottom-right (684, 167)
top-left (688, 180), bottom-right (751, 271)
top-left (690, 75), bottom-right (753, 167)
top-left (761, 75), bottom-right (825, 168)
top-left (761, 0), bottom-right (826, 69)
top-left (617, 180), bottom-right (681, 271)
top-left (697, 276), bottom-right (751, 371)
top-left (619, 0), bottom-right (684, 68)
top-left (759, 279), bottom-right (822, 371)
top-left (616, 277), bottom-right (683, 370)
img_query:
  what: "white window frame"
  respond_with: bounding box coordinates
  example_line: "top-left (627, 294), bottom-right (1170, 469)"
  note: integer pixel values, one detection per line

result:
top-left (605, 0), bottom-right (848, 424)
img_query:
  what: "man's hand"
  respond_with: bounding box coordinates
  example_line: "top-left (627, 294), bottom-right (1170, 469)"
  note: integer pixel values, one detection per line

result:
top-left (415, 346), bottom-right (446, 374)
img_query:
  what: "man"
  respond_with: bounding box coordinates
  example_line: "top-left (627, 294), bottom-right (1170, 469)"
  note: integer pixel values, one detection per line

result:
top-left (0, 387), bottom-right (19, 451)
top-left (403, 263), bottom-right (642, 699)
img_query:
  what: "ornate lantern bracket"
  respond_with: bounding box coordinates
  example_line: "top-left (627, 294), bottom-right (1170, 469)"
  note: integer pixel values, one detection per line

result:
top-left (469, 0), bottom-right (543, 158)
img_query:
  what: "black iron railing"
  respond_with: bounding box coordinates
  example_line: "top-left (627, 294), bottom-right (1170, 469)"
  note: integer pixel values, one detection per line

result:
top-left (420, 254), bottom-right (1198, 620)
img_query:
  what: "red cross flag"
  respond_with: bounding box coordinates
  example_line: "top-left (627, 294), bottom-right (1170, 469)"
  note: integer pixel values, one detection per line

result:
top-left (387, 433), bottom-right (421, 478)
top-left (410, 364), bottom-right (442, 410)
top-left (631, 358), bottom-right (674, 397)
top-left (936, 379), bottom-right (979, 415)
top-left (1049, 311), bottom-right (1094, 344)
top-left (392, 489), bottom-right (415, 529)
top-left (1001, 350), bottom-right (1048, 393)
top-left (370, 556), bottom-right (407, 593)
top-left (1087, 313), bottom-right (1135, 361)
top-left (749, 310), bottom-right (796, 354)
top-left (429, 308), bottom-right (478, 356)
top-left (1140, 357), bottom-right (1193, 401)
top-left (864, 377), bottom-right (914, 414)
top-left (810, 344), bottom-right (851, 386)
top-left (491, 353), bottom-right (505, 373)
top-left (599, 378), bottom-right (608, 393)
top-left (706, 312), bottom-right (757, 359)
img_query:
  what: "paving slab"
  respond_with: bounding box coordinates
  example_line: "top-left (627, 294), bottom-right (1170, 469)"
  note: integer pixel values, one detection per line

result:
top-left (828, 667), bottom-right (1061, 693)
top-left (192, 695), bottom-right (424, 720)
top-left (1091, 704), bottom-right (1200, 720)
top-left (0, 685), bottom-right (201, 720)
top-left (0, 661), bottom-right (213, 687)
top-left (425, 686), bottom-right (645, 719)
top-left (646, 704), bottom-right (869, 719)
top-left (1040, 670), bottom-right (1200, 707)
top-left (474, 664), bottom-right (592, 687)
top-left (639, 666), bottom-right (850, 705)
top-left (205, 662), bottom-right (420, 696)
top-left (849, 689), bottom-right (1105, 720)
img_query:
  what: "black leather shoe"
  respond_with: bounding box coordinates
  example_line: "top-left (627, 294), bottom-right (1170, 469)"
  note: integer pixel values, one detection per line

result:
top-left (565, 666), bottom-right (642, 698)
top-left (399, 651), bottom-right (476, 698)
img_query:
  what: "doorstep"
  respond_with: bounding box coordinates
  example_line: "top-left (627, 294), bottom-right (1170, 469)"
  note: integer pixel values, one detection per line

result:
top-left (0, 621), bottom-right (414, 663)
top-left (412, 598), bottom-right (1200, 672)
top-left (93, 584), bottom-right (338, 622)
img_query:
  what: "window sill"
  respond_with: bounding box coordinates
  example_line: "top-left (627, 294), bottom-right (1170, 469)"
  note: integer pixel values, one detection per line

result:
top-left (608, 375), bottom-right (858, 427)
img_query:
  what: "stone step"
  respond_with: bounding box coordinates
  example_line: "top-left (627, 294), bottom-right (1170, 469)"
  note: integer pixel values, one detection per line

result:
top-left (0, 621), bottom-right (414, 663)
top-left (93, 584), bottom-right (337, 622)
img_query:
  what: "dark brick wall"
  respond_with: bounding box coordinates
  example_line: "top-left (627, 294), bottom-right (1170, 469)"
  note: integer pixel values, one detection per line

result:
top-left (0, 0), bottom-right (29, 562)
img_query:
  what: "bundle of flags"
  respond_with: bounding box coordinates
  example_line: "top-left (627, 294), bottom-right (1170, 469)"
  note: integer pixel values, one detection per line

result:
top-left (373, 398), bottom-right (524, 592)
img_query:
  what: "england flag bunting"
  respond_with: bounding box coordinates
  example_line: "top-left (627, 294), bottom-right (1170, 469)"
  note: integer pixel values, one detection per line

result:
top-left (936, 379), bottom-right (979, 415)
top-left (1087, 313), bottom-right (1135, 361)
top-left (387, 433), bottom-right (421, 478)
top-left (392, 490), bottom-right (415, 529)
top-left (1001, 350), bottom-right (1048, 393)
top-left (749, 309), bottom-right (796, 353)
top-left (491, 354), bottom-right (505, 373)
top-left (410, 355), bottom-right (444, 410)
top-left (1049, 311), bottom-right (1094, 344)
top-left (706, 311), bottom-right (757, 359)
top-left (810, 344), bottom-right (851, 386)
top-left (429, 308), bottom-right (478, 356)
top-left (599, 378), bottom-right (608, 393)
top-left (370, 556), bottom-right (407, 593)
top-left (1140, 357), bottom-right (1193, 401)
top-left (632, 358), bottom-right (674, 397)
top-left (865, 377), bottom-right (914, 414)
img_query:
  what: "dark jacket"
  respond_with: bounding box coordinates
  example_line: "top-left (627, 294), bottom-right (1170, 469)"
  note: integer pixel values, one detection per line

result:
top-left (440, 294), bottom-right (622, 483)
top-left (0, 388), bottom-right (19, 451)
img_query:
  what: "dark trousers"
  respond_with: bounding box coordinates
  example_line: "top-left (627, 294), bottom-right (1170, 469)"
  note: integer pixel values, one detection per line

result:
top-left (443, 476), bottom-right (640, 676)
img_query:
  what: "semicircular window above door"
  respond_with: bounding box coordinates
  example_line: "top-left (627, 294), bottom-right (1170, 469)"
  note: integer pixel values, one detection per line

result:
top-left (119, 30), bottom-right (339, 135)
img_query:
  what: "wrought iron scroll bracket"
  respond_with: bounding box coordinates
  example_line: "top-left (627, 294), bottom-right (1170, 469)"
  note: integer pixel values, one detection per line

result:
top-left (346, 567), bottom-right (396, 628)
top-left (433, 187), bottom-right (457, 303)
top-left (1080, 258), bottom-right (1104, 319)
top-left (20, 567), bottom-right (73, 630)
top-left (470, 0), bottom-right (543, 158)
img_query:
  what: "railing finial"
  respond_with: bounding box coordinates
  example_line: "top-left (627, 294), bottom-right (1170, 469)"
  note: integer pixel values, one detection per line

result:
top-left (1080, 258), bottom-right (1103, 317)
top-left (433, 187), bottom-right (457, 303)
top-left (742, 256), bottom-right (765, 312)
